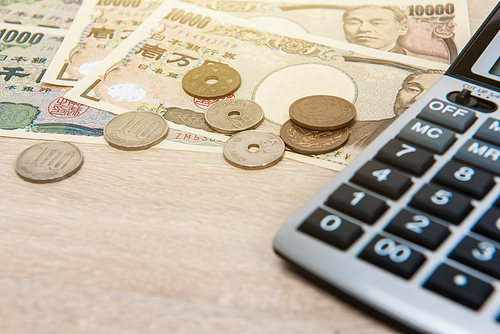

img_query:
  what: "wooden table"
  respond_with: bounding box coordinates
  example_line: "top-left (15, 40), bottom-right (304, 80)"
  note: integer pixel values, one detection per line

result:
top-left (0, 2), bottom-right (497, 333)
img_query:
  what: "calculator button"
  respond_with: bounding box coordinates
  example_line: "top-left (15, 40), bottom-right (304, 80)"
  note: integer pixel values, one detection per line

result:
top-left (424, 264), bottom-right (493, 311)
top-left (474, 118), bottom-right (500, 146)
top-left (418, 99), bottom-right (477, 133)
top-left (298, 208), bottom-right (363, 250)
top-left (455, 139), bottom-right (500, 175)
top-left (409, 183), bottom-right (473, 224)
top-left (384, 210), bottom-right (450, 250)
top-left (397, 119), bottom-right (456, 154)
top-left (433, 160), bottom-right (495, 198)
top-left (375, 139), bottom-right (435, 176)
top-left (358, 234), bottom-right (425, 279)
top-left (325, 184), bottom-right (388, 224)
top-left (473, 207), bottom-right (500, 243)
top-left (350, 160), bottom-right (413, 199)
top-left (449, 236), bottom-right (500, 279)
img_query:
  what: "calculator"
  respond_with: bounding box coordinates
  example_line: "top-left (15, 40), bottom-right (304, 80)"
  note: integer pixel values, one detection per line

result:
top-left (273, 4), bottom-right (500, 334)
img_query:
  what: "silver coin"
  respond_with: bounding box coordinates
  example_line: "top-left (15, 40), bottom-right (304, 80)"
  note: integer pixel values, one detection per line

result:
top-left (223, 130), bottom-right (285, 169)
top-left (15, 141), bottom-right (83, 183)
top-left (205, 99), bottom-right (264, 134)
top-left (104, 111), bottom-right (169, 150)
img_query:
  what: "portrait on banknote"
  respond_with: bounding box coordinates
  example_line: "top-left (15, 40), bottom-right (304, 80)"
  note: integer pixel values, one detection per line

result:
top-left (182, 0), bottom-right (470, 64)
top-left (346, 68), bottom-right (445, 149)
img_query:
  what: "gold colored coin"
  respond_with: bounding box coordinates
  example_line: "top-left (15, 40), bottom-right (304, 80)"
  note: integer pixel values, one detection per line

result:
top-left (15, 141), bottom-right (83, 183)
top-left (223, 130), bottom-right (285, 169)
top-left (205, 99), bottom-right (264, 134)
top-left (182, 64), bottom-right (241, 99)
top-left (104, 111), bottom-right (169, 150)
top-left (280, 119), bottom-right (349, 155)
top-left (289, 95), bottom-right (356, 130)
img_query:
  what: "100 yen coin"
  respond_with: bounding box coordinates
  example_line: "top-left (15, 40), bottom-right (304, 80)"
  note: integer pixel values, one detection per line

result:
top-left (104, 111), bottom-right (169, 150)
top-left (205, 99), bottom-right (264, 134)
top-left (223, 130), bottom-right (285, 169)
top-left (15, 141), bottom-right (83, 183)
top-left (289, 95), bottom-right (356, 130)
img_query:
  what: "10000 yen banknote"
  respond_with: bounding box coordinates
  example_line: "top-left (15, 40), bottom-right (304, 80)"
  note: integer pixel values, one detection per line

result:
top-left (181, 0), bottom-right (470, 64)
top-left (64, 0), bottom-right (448, 170)
top-left (0, 0), bottom-right (82, 29)
top-left (0, 23), bottom-right (223, 153)
top-left (43, 0), bottom-right (165, 86)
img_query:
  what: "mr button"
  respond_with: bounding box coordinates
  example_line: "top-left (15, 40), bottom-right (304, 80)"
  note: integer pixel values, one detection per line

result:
top-left (455, 139), bottom-right (500, 174)
top-left (397, 119), bottom-right (456, 154)
top-left (418, 99), bottom-right (477, 133)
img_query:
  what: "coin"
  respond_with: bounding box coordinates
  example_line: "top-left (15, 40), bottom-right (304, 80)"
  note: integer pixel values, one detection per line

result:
top-left (223, 130), bottom-right (285, 169)
top-left (182, 63), bottom-right (241, 99)
top-left (163, 107), bottom-right (215, 132)
top-left (289, 95), bottom-right (356, 130)
top-left (205, 99), bottom-right (264, 134)
top-left (15, 141), bottom-right (83, 183)
top-left (104, 111), bottom-right (169, 150)
top-left (280, 119), bottom-right (349, 155)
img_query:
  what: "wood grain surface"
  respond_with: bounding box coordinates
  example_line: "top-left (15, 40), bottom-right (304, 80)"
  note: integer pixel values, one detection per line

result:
top-left (0, 2), bottom-right (497, 333)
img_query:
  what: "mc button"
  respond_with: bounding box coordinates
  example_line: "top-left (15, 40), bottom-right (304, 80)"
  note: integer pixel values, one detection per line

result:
top-left (397, 119), bottom-right (456, 154)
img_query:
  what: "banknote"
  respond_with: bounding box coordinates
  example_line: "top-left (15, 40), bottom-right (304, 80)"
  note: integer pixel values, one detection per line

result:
top-left (0, 23), bottom-right (223, 153)
top-left (64, 0), bottom-right (448, 170)
top-left (0, 0), bottom-right (82, 29)
top-left (181, 0), bottom-right (471, 64)
top-left (43, 0), bottom-right (165, 86)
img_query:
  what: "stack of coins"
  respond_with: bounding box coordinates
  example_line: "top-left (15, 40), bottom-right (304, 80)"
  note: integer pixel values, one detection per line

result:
top-left (280, 95), bottom-right (356, 155)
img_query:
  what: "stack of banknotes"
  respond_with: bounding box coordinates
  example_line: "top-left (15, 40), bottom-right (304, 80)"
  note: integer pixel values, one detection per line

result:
top-left (0, 0), bottom-right (470, 171)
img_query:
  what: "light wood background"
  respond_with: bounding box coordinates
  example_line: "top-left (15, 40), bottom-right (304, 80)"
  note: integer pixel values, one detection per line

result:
top-left (0, 2), bottom-right (497, 333)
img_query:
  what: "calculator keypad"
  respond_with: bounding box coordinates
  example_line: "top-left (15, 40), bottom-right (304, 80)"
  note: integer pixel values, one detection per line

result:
top-left (292, 86), bottom-right (500, 329)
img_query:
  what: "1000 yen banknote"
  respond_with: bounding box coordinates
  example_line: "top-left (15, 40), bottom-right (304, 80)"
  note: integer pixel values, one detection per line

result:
top-left (0, 0), bottom-right (82, 29)
top-left (43, 0), bottom-right (164, 86)
top-left (64, 0), bottom-right (448, 170)
top-left (0, 23), bottom-right (222, 153)
top-left (182, 0), bottom-right (470, 64)
top-left (0, 24), bottom-right (113, 139)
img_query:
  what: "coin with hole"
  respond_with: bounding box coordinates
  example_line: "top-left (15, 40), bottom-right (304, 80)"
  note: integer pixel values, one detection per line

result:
top-left (205, 99), bottom-right (264, 134)
top-left (104, 111), bottom-right (169, 150)
top-left (182, 63), bottom-right (241, 99)
top-left (223, 130), bottom-right (285, 169)
top-left (15, 141), bottom-right (84, 183)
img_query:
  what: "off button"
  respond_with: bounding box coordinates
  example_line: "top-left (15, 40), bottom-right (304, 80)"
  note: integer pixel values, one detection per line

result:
top-left (418, 99), bottom-right (477, 133)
